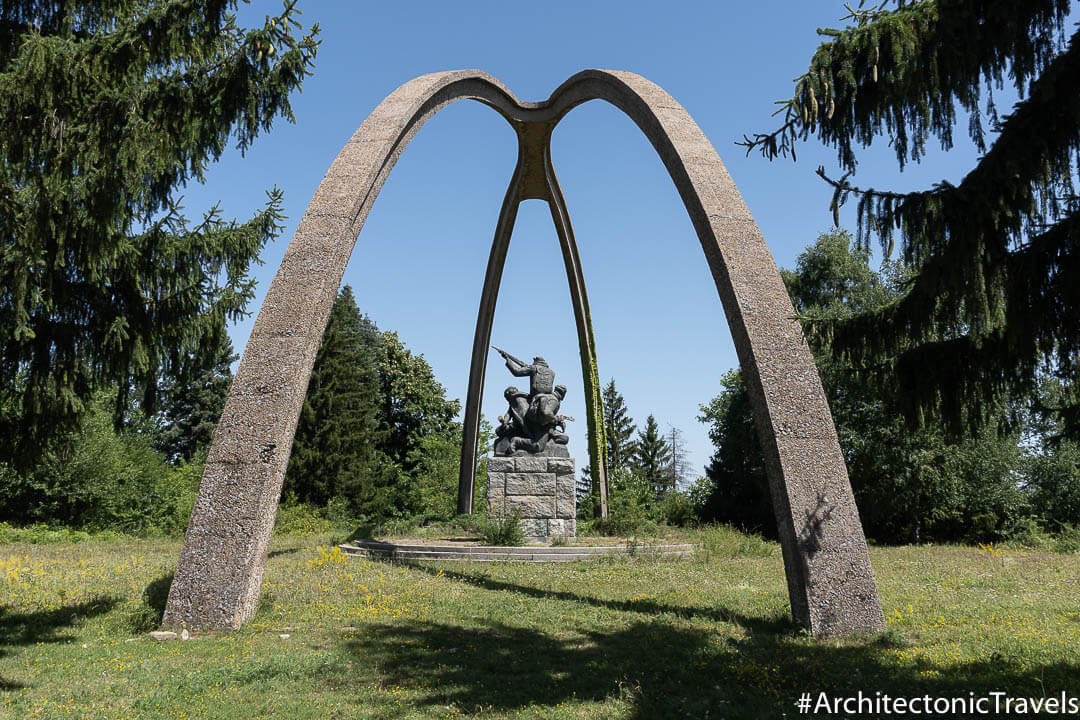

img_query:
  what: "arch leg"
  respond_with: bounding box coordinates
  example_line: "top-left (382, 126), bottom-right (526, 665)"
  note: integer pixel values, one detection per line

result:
top-left (542, 151), bottom-right (609, 518)
top-left (457, 165), bottom-right (523, 514)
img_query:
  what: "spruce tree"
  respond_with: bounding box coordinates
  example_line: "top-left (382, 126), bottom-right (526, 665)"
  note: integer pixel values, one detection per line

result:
top-left (741, 0), bottom-right (1079, 437)
top-left (697, 370), bottom-right (774, 536)
top-left (154, 321), bottom-right (236, 463)
top-left (632, 414), bottom-right (672, 498)
top-left (0, 1), bottom-right (319, 462)
top-left (601, 379), bottom-right (637, 473)
top-left (284, 287), bottom-right (390, 513)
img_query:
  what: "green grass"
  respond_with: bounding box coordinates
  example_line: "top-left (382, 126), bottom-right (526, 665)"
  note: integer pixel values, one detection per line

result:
top-left (2, 526), bottom-right (1078, 718)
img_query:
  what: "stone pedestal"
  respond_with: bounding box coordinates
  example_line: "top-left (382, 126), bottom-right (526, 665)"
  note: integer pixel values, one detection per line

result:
top-left (486, 456), bottom-right (576, 540)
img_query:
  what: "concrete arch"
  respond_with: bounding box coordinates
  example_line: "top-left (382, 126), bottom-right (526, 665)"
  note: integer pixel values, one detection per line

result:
top-left (163, 70), bottom-right (885, 637)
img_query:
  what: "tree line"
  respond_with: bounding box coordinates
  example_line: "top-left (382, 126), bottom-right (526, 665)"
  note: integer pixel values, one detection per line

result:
top-left (2, 1), bottom-right (1076, 546)
top-left (578, 379), bottom-right (697, 532)
top-left (281, 286), bottom-right (476, 523)
top-left (695, 230), bottom-right (1080, 546)
top-left (0, 284), bottom-right (479, 532)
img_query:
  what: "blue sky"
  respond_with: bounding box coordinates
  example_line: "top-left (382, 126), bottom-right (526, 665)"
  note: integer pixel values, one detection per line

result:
top-left (184, 0), bottom-right (996, 482)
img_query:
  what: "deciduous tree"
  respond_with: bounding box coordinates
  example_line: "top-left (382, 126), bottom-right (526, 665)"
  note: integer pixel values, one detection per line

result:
top-left (699, 230), bottom-right (1031, 543)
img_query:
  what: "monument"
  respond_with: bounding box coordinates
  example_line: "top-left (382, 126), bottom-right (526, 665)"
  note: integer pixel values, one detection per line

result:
top-left (162, 69), bottom-right (886, 637)
top-left (488, 348), bottom-right (576, 540)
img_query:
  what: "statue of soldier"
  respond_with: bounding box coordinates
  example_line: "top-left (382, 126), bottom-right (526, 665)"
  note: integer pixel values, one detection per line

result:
top-left (492, 347), bottom-right (571, 456)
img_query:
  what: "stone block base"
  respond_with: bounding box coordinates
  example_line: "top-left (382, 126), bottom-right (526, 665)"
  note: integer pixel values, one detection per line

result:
top-left (487, 456), bottom-right (576, 541)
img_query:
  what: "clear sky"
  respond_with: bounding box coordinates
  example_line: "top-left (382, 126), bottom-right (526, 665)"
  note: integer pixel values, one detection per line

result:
top-left (182, 0), bottom-right (995, 483)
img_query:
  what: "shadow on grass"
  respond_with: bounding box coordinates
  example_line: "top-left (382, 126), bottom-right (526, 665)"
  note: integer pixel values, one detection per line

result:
top-left (341, 566), bottom-right (1080, 719)
top-left (344, 618), bottom-right (1080, 719)
top-left (267, 547), bottom-right (302, 559)
top-left (0, 595), bottom-right (118, 691)
top-left (0, 596), bottom-right (117, 648)
top-left (403, 563), bottom-right (796, 634)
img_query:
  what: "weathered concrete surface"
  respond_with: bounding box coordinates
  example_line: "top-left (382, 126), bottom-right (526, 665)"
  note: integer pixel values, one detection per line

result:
top-left (164, 69), bottom-right (885, 636)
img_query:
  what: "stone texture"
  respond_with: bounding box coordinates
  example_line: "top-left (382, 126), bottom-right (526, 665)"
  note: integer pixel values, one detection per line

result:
top-left (486, 471), bottom-right (506, 497)
top-left (514, 456), bottom-right (550, 473)
top-left (518, 519), bottom-right (549, 539)
top-left (504, 494), bottom-right (556, 519)
top-left (548, 458), bottom-right (575, 476)
top-left (555, 474), bottom-right (577, 519)
top-left (487, 456), bottom-right (576, 541)
top-left (506, 472), bottom-right (555, 495)
top-left (547, 519), bottom-right (576, 538)
top-left (166, 69), bottom-right (884, 638)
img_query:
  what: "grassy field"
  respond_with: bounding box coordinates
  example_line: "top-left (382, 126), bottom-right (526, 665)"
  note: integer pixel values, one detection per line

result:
top-left (2, 526), bottom-right (1078, 719)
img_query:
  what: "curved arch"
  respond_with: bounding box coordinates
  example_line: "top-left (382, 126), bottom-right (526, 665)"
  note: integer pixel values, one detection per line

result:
top-left (542, 71), bottom-right (886, 635)
top-left (164, 70), bottom-right (885, 637)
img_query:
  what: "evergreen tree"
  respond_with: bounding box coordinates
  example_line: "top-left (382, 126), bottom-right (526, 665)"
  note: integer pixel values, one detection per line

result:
top-left (697, 370), bottom-right (774, 536)
top-left (284, 288), bottom-right (464, 519)
top-left (664, 424), bottom-right (690, 494)
top-left (154, 322), bottom-right (236, 463)
top-left (741, 0), bottom-right (1079, 438)
top-left (633, 414), bottom-right (672, 498)
top-left (576, 467), bottom-right (594, 510)
top-left (284, 287), bottom-right (391, 514)
top-left (0, 1), bottom-right (319, 463)
top-left (602, 379), bottom-right (637, 473)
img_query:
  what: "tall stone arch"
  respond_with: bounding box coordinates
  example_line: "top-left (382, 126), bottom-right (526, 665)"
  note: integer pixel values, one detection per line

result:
top-left (163, 70), bottom-right (886, 637)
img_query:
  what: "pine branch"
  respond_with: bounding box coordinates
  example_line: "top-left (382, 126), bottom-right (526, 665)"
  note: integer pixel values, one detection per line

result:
top-left (810, 27), bottom-right (1080, 367)
top-left (739, 0), bottom-right (1071, 171)
top-left (0, 2), bottom-right (319, 462)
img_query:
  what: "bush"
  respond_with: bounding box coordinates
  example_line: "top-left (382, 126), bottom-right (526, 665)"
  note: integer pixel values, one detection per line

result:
top-left (1025, 441), bottom-right (1080, 530)
top-left (582, 512), bottom-right (660, 538)
top-left (0, 393), bottom-right (198, 535)
top-left (1052, 523), bottom-right (1080, 554)
top-left (0, 521), bottom-right (125, 544)
top-left (584, 467), bottom-right (656, 536)
top-left (698, 523), bottom-right (777, 559)
top-left (274, 501), bottom-right (338, 535)
top-left (657, 490), bottom-right (697, 527)
top-left (476, 511), bottom-right (524, 546)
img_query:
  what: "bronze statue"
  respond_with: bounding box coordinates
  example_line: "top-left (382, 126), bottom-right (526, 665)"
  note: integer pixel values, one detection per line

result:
top-left (493, 347), bottom-right (571, 456)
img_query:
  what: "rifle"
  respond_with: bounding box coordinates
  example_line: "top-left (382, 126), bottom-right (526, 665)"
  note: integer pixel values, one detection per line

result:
top-left (491, 345), bottom-right (526, 367)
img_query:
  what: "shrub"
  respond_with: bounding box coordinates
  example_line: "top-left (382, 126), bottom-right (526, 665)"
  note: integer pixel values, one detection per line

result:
top-left (274, 502), bottom-right (337, 536)
top-left (698, 523), bottom-right (777, 559)
top-left (1025, 441), bottom-right (1080, 530)
top-left (476, 511), bottom-right (524, 546)
top-left (657, 490), bottom-right (697, 527)
top-left (0, 521), bottom-right (124, 544)
top-left (1052, 524), bottom-right (1080, 554)
top-left (0, 393), bottom-right (197, 535)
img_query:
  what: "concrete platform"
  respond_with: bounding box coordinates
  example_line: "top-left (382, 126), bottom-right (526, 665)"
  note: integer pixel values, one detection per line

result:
top-left (339, 538), bottom-right (695, 563)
